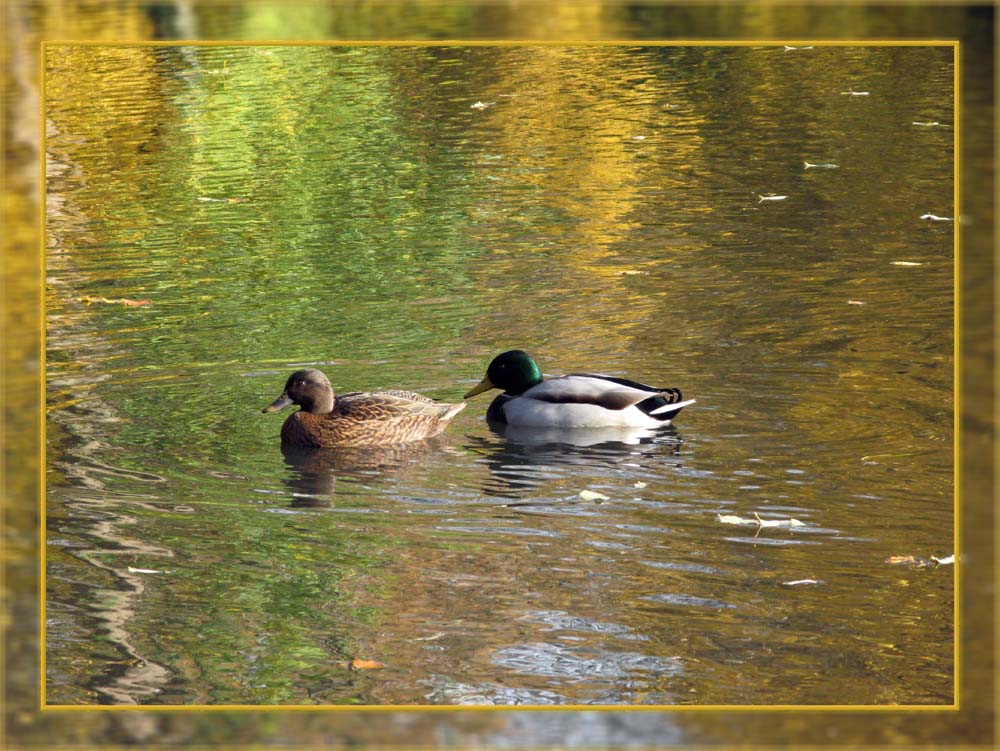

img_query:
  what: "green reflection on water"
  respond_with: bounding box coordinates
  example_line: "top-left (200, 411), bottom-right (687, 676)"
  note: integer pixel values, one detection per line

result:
top-left (44, 43), bottom-right (954, 707)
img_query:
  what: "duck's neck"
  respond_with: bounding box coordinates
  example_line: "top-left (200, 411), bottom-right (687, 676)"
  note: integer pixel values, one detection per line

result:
top-left (505, 368), bottom-right (543, 396)
top-left (302, 392), bottom-right (335, 414)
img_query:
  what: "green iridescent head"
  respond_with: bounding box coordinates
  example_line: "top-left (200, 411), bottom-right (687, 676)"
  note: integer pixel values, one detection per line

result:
top-left (464, 350), bottom-right (543, 398)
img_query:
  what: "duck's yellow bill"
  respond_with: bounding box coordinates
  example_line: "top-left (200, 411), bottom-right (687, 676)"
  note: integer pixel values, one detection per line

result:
top-left (463, 377), bottom-right (495, 399)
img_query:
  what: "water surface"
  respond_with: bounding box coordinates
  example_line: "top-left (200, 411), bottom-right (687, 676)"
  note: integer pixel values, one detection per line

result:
top-left (44, 44), bottom-right (954, 705)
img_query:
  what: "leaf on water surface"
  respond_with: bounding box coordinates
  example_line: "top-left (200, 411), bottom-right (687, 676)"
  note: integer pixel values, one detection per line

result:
top-left (74, 295), bottom-right (152, 307)
top-left (717, 513), bottom-right (805, 528)
top-left (342, 659), bottom-right (384, 671)
top-left (885, 555), bottom-right (933, 567)
top-left (414, 632), bottom-right (446, 642)
top-left (887, 553), bottom-right (954, 568)
top-left (579, 490), bottom-right (610, 502)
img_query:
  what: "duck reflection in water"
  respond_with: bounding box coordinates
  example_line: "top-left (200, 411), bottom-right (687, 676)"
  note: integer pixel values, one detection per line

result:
top-left (279, 436), bottom-right (452, 507)
top-left (470, 421), bottom-right (684, 500)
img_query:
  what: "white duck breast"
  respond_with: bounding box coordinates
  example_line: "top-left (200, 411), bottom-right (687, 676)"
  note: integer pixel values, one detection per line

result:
top-left (500, 375), bottom-right (692, 428)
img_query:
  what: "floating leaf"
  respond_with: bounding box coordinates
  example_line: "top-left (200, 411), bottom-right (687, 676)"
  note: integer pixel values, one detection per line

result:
top-left (885, 555), bottom-right (933, 567)
top-left (414, 632), bottom-right (446, 642)
top-left (717, 513), bottom-right (805, 528)
top-left (197, 196), bottom-right (249, 203)
top-left (74, 295), bottom-right (152, 307)
top-left (346, 659), bottom-right (384, 671)
top-left (579, 489), bottom-right (609, 501)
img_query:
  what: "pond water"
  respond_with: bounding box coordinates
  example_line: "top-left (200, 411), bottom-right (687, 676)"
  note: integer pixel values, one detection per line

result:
top-left (44, 44), bottom-right (954, 706)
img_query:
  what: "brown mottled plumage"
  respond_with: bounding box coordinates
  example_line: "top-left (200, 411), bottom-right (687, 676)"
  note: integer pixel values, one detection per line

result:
top-left (262, 368), bottom-right (464, 447)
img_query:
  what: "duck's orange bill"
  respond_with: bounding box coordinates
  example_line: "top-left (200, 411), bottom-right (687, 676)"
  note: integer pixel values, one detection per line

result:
top-left (463, 376), bottom-right (495, 399)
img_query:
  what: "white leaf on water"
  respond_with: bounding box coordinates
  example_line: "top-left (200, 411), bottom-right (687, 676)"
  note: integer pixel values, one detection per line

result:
top-left (717, 513), bottom-right (805, 528)
top-left (580, 490), bottom-right (610, 501)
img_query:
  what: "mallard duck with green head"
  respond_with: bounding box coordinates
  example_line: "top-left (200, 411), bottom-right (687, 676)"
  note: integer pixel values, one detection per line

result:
top-left (263, 368), bottom-right (464, 447)
top-left (464, 350), bottom-right (693, 428)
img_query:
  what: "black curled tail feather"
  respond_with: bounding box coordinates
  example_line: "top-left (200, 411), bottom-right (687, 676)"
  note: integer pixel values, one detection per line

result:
top-left (661, 387), bottom-right (683, 404)
top-left (635, 388), bottom-right (684, 420)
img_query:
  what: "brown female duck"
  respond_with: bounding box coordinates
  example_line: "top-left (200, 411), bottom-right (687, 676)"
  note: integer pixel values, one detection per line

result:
top-left (262, 368), bottom-right (465, 447)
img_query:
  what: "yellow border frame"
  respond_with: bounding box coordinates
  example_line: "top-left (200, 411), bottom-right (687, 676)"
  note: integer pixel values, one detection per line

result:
top-left (38, 38), bottom-right (961, 712)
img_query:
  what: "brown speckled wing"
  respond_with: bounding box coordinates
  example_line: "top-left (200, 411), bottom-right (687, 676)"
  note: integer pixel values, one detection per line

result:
top-left (280, 392), bottom-right (463, 448)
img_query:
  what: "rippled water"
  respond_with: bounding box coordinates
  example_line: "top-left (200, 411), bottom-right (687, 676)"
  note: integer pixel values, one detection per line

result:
top-left (44, 44), bottom-right (954, 705)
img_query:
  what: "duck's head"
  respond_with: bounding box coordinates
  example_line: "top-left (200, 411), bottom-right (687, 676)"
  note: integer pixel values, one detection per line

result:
top-left (464, 349), bottom-right (543, 398)
top-left (263, 369), bottom-right (335, 414)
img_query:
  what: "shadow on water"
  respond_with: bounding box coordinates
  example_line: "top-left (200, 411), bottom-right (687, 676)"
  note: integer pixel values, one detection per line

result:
top-left (279, 436), bottom-right (454, 506)
top-left (468, 422), bottom-right (685, 499)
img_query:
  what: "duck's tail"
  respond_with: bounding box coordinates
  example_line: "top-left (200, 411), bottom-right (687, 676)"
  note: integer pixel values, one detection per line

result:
top-left (636, 387), bottom-right (696, 422)
top-left (440, 401), bottom-right (466, 421)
